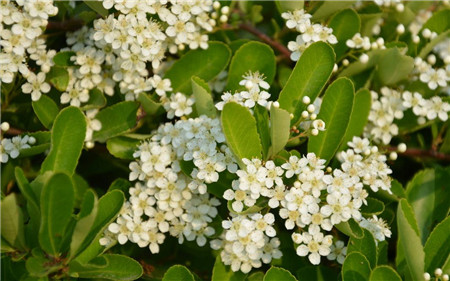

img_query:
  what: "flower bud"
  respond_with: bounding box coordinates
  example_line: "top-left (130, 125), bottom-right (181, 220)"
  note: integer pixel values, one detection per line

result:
top-left (396, 3), bottom-right (404, 12)
top-left (398, 143), bottom-right (407, 153)
top-left (396, 24), bottom-right (405, 34)
top-left (360, 54), bottom-right (369, 64)
top-left (389, 152), bottom-right (398, 160)
top-left (213, 1), bottom-right (220, 9)
top-left (301, 111), bottom-right (309, 118)
top-left (86, 141), bottom-right (95, 149)
top-left (220, 15), bottom-right (228, 23)
top-left (309, 113), bottom-right (317, 120)
top-left (422, 28), bottom-right (432, 38)
top-left (221, 6), bottom-right (230, 15)
top-left (302, 96), bottom-right (311, 104)
top-left (435, 268), bottom-right (443, 277)
top-left (412, 35), bottom-right (420, 44)
top-left (311, 128), bottom-right (319, 136)
top-left (1, 122), bottom-right (10, 132)
top-left (343, 59), bottom-right (349, 66)
top-left (371, 146), bottom-right (378, 153)
top-left (307, 104), bottom-right (315, 113)
top-left (424, 272), bottom-right (431, 281)
top-left (427, 54), bottom-right (436, 65)
top-left (28, 136), bottom-right (36, 145)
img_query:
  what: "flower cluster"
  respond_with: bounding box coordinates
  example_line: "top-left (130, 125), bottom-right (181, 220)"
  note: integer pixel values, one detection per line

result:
top-left (365, 87), bottom-right (450, 144)
top-left (210, 213), bottom-right (282, 273)
top-left (413, 57), bottom-right (449, 90)
top-left (1, 135), bottom-right (35, 163)
top-left (282, 9), bottom-right (337, 61)
top-left (101, 115), bottom-right (239, 252)
top-left (359, 215), bottom-right (392, 243)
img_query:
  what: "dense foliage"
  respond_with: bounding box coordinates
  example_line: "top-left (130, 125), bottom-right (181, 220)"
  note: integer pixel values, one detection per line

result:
top-left (1, 1), bottom-right (450, 281)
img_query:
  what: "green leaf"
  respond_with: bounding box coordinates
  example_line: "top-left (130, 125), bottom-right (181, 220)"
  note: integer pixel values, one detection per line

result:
top-left (296, 265), bottom-right (338, 281)
top-left (1, 193), bottom-right (26, 250)
top-left (419, 30), bottom-right (450, 58)
top-left (32, 95), bottom-right (59, 129)
top-left (269, 106), bottom-right (291, 157)
top-left (278, 42), bottom-right (335, 123)
top-left (369, 266), bottom-right (402, 281)
top-left (336, 218), bottom-right (364, 239)
top-left (264, 266), bottom-right (297, 281)
top-left (329, 9), bottom-right (360, 59)
top-left (339, 88), bottom-right (371, 150)
top-left (163, 265), bottom-right (195, 281)
top-left (15, 167), bottom-right (39, 211)
top-left (424, 215), bottom-right (450, 273)
top-left (247, 272), bottom-right (265, 281)
top-left (69, 254), bottom-right (143, 280)
top-left (342, 252), bottom-right (371, 281)
top-left (222, 102), bottom-right (262, 164)
top-left (422, 8), bottom-right (450, 34)
top-left (397, 199), bottom-right (425, 281)
top-left (226, 41), bottom-right (276, 91)
top-left (47, 66), bottom-right (69, 91)
top-left (312, 1), bottom-right (356, 21)
top-left (275, 1), bottom-right (304, 13)
top-left (72, 190), bottom-right (124, 263)
top-left (93, 101), bottom-right (139, 142)
top-left (73, 174), bottom-right (89, 208)
top-left (308, 78), bottom-right (354, 163)
top-left (83, 0), bottom-right (108, 17)
top-left (192, 76), bottom-right (216, 118)
top-left (53, 51), bottom-right (75, 66)
top-left (106, 136), bottom-right (140, 160)
top-left (376, 47), bottom-right (414, 86)
top-left (165, 42), bottom-right (231, 94)
top-left (212, 256), bottom-right (246, 281)
top-left (26, 255), bottom-right (60, 278)
top-left (19, 131), bottom-right (51, 158)
top-left (81, 88), bottom-right (106, 110)
top-left (347, 229), bottom-right (377, 268)
top-left (41, 107), bottom-right (87, 175)
top-left (254, 105), bottom-right (271, 160)
top-left (137, 93), bottom-right (163, 115)
top-left (361, 198), bottom-right (385, 216)
top-left (39, 173), bottom-right (75, 256)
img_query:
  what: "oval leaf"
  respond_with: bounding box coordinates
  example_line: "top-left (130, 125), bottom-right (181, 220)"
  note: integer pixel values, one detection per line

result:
top-left (32, 95), bottom-right (59, 129)
top-left (347, 228), bottom-right (377, 268)
top-left (369, 266), bottom-right (402, 281)
top-left (1, 194), bottom-right (26, 250)
top-left (329, 9), bottom-right (361, 59)
top-left (192, 76), bottom-right (216, 118)
top-left (264, 266), bottom-right (297, 281)
top-left (270, 106), bottom-right (291, 157)
top-left (424, 216), bottom-right (450, 273)
top-left (163, 265), bottom-right (195, 281)
top-left (342, 252), bottom-right (371, 281)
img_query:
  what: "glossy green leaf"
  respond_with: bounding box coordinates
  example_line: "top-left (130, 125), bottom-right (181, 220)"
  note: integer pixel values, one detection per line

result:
top-left (376, 47), bottom-right (414, 85)
top-left (264, 266), bottom-right (297, 281)
top-left (278, 42), bottom-right (335, 123)
top-left (1, 194), bottom-right (26, 250)
top-left (93, 101), bottom-right (139, 142)
top-left (369, 266), bottom-right (402, 281)
top-left (339, 88), bottom-right (371, 150)
top-left (53, 51), bottom-right (75, 66)
top-left (348, 229), bottom-right (377, 268)
top-left (308, 78), bottom-right (354, 163)
top-left (32, 95), bottom-right (59, 129)
top-left (137, 92), bottom-right (163, 115)
top-left (39, 173), bottom-right (75, 256)
top-left (69, 254), bottom-right (143, 280)
top-left (108, 178), bottom-right (132, 195)
top-left (192, 76), bottom-right (216, 118)
top-left (163, 265), bottom-right (195, 281)
top-left (336, 218), bottom-right (364, 239)
top-left (254, 105), bottom-right (270, 160)
top-left (269, 106), bottom-right (291, 157)
top-left (424, 216), bottom-right (450, 273)
top-left (222, 102), bottom-right (262, 164)
top-left (275, 1), bottom-right (304, 13)
top-left (106, 136), bottom-right (140, 160)
top-left (419, 30), bottom-right (450, 58)
top-left (212, 256), bottom-right (246, 281)
top-left (26, 255), bottom-right (60, 277)
top-left (15, 167), bottom-right (39, 211)
top-left (247, 272), bottom-right (264, 281)
top-left (84, 0), bottom-right (108, 17)
top-left (361, 198), bottom-right (385, 216)
top-left (81, 88), bottom-right (106, 110)
top-left (47, 66), bottom-right (69, 91)
top-left (422, 8), bottom-right (450, 33)
top-left (165, 42), bottom-right (231, 94)
top-left (41, 107), bottom-right (86, 175)
top-left (312, 1), bottom-right (356, 21)
top-left (329, 9), bottom-right (360, 59)
top-left (295, 265), bottom-right (338, 281)
top-left (342, 252), bottom-right (371, 281)
top-left (19, 131), bottom-right (51, 158)
top-left (397, 199), bottom-right (425, 281)
top-left (226, 41), bottom-right (276, 91)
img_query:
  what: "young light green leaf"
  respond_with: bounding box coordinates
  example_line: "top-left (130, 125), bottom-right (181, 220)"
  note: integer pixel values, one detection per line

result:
top-left (165, 42), bottom-right (231, 94)
top-left (308, 78), bottom-right (355, 163)
top-left (342, 252), bottom-right (371, 281)
top-left (32, 95), bottom-right (59, 129)
top-left (106, 136), bottom-right (140, 160)
top-left (47, 66), bottom-right (69, 91)
top-left (422, 8), bottom-right (450, 33)
top-left (163, 265), bottom-right (195, 281)
top-left (41, 107), bottom-right (87, 175)
top-left (83, 0), bottom-right (109, 17)
top-left (424, 216), bottom-right (450, 273)
top-left (192, 76), bottom-right (216, 118)
top-left (1, 194), bottom-right (26, 250)
top-left (93, 101), bottom-right (139, 142)
top-left (221, 102), bottom-right (262, 164)
top-left (376, 47), bottom-right (414, 85)
top-left (264, 266), bottom-right (297, 281)
top-left (275, 1), bottom-right (304, 13)
top-left (369, 266), bottom-right (402, 281)
top-left (278, 42), bottom-right (335, 123)
top-left (226, 41), bottom-right (276, 91)
top-left (137, 93), bottom-right (163, 115)
top-left (329, 9), bottom-right (360, 59)
top-left (336, 218), bottom-right (364, 239)
top-left (53, 51), bottom-right (76, 66)
top-left (312, 1), bottom-right (356, 21)
top-left (212, 256), bottom-right (247, 281)
top-left (39, 173), bottom-right (75, 256)
top-left (339, 88), bottom-right (371, 150)
top-left (269, 106), bottom-right (290, 157)
top-left (69, 254), bottom-right (143, 280)
top-left (397, 199), bottom-right (425, 281)
top-left (347, 229), bottom-right (377, 268)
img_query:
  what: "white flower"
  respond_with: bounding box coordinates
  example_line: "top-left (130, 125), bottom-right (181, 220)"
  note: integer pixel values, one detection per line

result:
top-left (239, 71), bottom-right (270, 93)
top-left (295, 229), bottom-right (333, 265)
top-left (164, 93), bottom-right (195, 119)
top-left (359, 215), bottom-right (391, 242)
top-left (287, 35), bottom-right (308, 61)
top-left (327, 240), bottom-right (347, 264)
top-left (281, 9), bottom-right (312, 32)
top-left (420, 68), bottom-right (447, 90)
top-left (240, 90), bottom-right (271, 108)
top-left (60, 84), bottom-right (90, 107)
top-left (21, 72), bottom-right (51, 101)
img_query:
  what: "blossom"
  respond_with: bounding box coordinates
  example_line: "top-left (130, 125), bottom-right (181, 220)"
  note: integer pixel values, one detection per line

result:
top-left (21, 72), bottom-right (51, 101)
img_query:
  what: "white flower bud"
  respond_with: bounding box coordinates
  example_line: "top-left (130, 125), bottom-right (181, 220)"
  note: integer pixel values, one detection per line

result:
top-left (445, 55), bottom-right (450, 64)
top-left (364, 149), bottom-right (371, 156)
top-left (86, 141), bottom-right (95, 149)
top-left (418, 116), bottom-right (426, 125)
top-left (371, 146), bottom-right (378, 153)
top-left (398, 143), bottom-right (407, 153)
top-left (1, 122), bottom-right (10, 132)
top-left (290, 113), bottom-right (294, 119)
top-left (301, 111), bottom-right (309, 118)
top-left (178, 44), bottom-right (185, 51)
top-left (333, 63), bottom-right (338, 73)
top-left (307, 104), bottom-right (315, 113)
top-left (221, 6), bottom-right (230, 15)
top-left (376, 37), bottom-right (385, 47)
top-left (273, 101), bottom-right (280, 108)
top-left (245, 80), bottom-right (254, 90)
top-left (422, 28), bottom-right (432, 38)
top-left (372, 25), bottom-right (381, 35)
top-left (443, 274), bottom-right (449, 281)
top-left (431, 32), bottom-right (438, 39)
top-left (435, 268), bottom-right (443, 277)
top-left (343, 59), bottom-right (349, 66)
top-left (309, 113), bottom-right (317, 120)
top-left (412, 35), bottom-right (420, 44)
top-left (302, 96), bottom-right (311, 104)
top-left (396, 24), bottom-right (405, 34)
top-left (213, 1), bottom-right (221, 9)
top-left (28, 136), bottom-right (36, 145)
top-left (424, 272), bottom-right (431, 281)
top-left (326, 167), bottom-right (332, 173)
top-left (389, 152), bottom-right (398, 160)
top-left (396, 3), bottom-right (404, 12)
top-left (360, 54), bottom-right (369, 64)
top-left (211, 12), bottom-right (218, 19)
top-left (427, 54), bottom-right (436, 65)
top-left (311, 128), bottom-right (319, 136)
top-left (220, 15), bottom-right (228, 23)
top-left (371, 42), bottom-right (379, 49)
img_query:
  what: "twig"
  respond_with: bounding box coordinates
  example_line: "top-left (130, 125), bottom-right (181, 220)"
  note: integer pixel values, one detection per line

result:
top-left (386, 146), bottom-right (450, 161)
top-left (4, 127), bottom-right (24, 136)
top-left (46, 19), bottom-right (83, 32)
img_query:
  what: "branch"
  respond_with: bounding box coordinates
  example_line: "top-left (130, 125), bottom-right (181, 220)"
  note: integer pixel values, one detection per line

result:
top-left (386, 146), bottom-right (450, 161)
top-left (238, 23), bottom-right (291, 60)
top-left (46, 19), bottom-right (83, 32)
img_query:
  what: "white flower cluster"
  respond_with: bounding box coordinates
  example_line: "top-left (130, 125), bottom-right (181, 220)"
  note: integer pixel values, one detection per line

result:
top-left (215, 71), bottom-right (272, 111)
top-left (282, 9), bottom-right (337, 61)
top-left (359, 215), bottom-right (392, 243)
top-left (1, 135), bottom-right (35, 163)
top-left (217, 137), bottom-right (392, 269)
top-left (433, 37), bottom-right (450, 64)
top-left (210, 213), bottom-right (282, 273)
top-left (424, 268), bottom-right (449, 281)
top-left (365, 87), bottom-right (450, 144)
top-left (0, 0), bottom-right (58, 100)
top-left (408, 10), bottom-right (433, 44)
top-left (101, 115), bottom-right (239, 252)
top-left (414, 57), bottom-right (449, 90)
